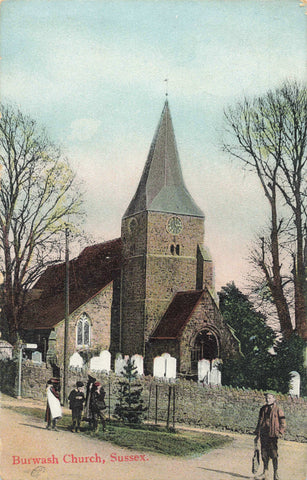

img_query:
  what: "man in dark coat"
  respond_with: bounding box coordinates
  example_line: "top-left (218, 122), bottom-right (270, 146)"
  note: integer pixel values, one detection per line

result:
top-left (68, 381), bottom-right (85, 432)
top-left (254, 392), bottom-right (286, 480)
top-left (90, 381), bottom-right (106, 432)
top-left (84, 375), bottom-right (96, 429)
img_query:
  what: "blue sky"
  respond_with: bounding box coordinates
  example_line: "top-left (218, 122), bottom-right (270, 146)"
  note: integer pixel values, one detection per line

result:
top-left (0, 0), bottom-right (306, 290)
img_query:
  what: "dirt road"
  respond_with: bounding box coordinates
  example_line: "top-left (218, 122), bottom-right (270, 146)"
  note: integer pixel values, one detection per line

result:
top-left (0, 393), bottom-right (306, 480)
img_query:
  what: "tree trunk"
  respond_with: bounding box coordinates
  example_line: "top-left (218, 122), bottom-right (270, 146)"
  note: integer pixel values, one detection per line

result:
top-left (294, 210), bottom-right (307, 339)
top-left (269, 193), bottom-right (293, 338)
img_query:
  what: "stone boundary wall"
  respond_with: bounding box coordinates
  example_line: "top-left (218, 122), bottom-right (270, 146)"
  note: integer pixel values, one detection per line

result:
top-left (0, 360), bottom-right (306, 442)
top-left (0, 359), bottom-right (17, 397)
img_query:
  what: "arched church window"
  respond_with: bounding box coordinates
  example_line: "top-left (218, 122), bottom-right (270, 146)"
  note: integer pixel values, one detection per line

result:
top-left (76, 313), bottom-right (91, 347)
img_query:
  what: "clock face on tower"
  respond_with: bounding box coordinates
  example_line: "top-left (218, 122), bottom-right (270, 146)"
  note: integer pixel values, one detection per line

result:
top-left (167, 216), bottom-right (183, 235)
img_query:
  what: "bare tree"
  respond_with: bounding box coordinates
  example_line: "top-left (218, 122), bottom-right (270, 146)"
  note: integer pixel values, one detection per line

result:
top-left (223, 80), bottom-right (307, 339)
top-left (0, 104), bottom-right (83, 344)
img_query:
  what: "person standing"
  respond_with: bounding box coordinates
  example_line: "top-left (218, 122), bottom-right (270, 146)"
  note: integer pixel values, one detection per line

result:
top-left (45, 378), bottom-right (62, 431)
top-left (254, 392), bottom-right (286, 480)
top-left (68, 381), bottom-right (85, 432)
top-left (84, 374), bottom-right (96, 429)
top-left (90, 381), bottom-right (106, 433)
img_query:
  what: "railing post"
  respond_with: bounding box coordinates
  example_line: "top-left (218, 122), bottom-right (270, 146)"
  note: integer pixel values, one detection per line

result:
top-left (166, 385), bottom-right (171, 429)
top-left (155, 384), bottom-right (158, 425)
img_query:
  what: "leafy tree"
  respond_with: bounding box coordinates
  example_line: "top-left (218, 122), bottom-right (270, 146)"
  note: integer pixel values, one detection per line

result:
top-left (0, 103), bottom-right (83, 344)
top-left (219, 283), bottom-right (277, 390)
top-left (114, 358), bottom-right (147, 424)
top-left (223, 81), bottom-right (307, 340)
top-left (273, 333), bottom-right (306, 395)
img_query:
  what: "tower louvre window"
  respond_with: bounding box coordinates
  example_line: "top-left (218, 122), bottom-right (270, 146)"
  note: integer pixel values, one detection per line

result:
top-left (170, 244), bottom-right (175, 255)
top-left (176, 244), bottom-right (180, 255)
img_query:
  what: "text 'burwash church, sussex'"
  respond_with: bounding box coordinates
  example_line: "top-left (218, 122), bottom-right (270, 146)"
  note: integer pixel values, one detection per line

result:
top-left (22, 100), bottom-right (239, 375)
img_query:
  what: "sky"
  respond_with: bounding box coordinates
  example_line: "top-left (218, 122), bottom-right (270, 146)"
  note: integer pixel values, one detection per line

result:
top-left (0, 0), bottom-right (306, 292)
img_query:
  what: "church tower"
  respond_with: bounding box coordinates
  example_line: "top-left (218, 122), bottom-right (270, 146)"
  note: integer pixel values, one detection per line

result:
top-left (120, 100), bottom-right (213, 357)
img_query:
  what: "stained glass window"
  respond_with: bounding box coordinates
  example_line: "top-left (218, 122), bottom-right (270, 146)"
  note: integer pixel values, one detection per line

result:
top-left (76, 314), bottom-right (91, 347)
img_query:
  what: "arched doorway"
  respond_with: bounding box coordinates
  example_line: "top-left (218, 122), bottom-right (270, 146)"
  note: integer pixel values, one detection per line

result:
top-left (190, 328), bottom-right (219, 373)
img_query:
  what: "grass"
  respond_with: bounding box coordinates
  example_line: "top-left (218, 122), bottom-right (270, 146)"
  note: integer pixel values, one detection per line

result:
top-left (5, 404), bottom-right (232, 457)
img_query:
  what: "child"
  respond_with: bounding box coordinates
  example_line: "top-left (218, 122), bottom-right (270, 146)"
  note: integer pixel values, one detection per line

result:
top-left (68, 381), bottom-right (85, 432)
top-left (45, 378), bottom-right (62, 431)
top-left (90, 381), bottom-right (106, 432)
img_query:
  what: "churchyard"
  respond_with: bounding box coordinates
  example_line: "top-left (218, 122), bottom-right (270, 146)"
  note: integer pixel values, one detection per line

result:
top-left (0, 353), bottom-right (306, 443)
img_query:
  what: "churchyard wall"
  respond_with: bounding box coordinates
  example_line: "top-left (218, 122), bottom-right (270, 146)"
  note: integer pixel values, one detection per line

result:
top-left (0, 360), bottom-right (306, 442)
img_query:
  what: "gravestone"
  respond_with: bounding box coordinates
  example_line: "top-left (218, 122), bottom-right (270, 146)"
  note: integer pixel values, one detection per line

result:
top-left (208, 365), bottom-right (221, 385)
top-left (32, 351), bottom-right (42, 364)
top-left (69, 352), bottom-right (83, 369)
top-left (198, 359), bottom-right (210, 383)
top-left (131, 354), bottom-right (144, 375)
top-left (165, 356), bottom-right (176, 379)
top-left (89, 350), bottom-right (111, 372)
top-left (153, 356), bottom-right (165, 378)
top-left (99, 350), bottom-right (111, 373)
top-left (0, 339), bottom-right (13, 360)
top-left (289, 371), bottom-right (300, 397)
top-left (115, 354), bottom-right (127, 375)
top-left (153, 353), bottom-right (176, 379)
top-left (208, 359), bottom-right (222, 386)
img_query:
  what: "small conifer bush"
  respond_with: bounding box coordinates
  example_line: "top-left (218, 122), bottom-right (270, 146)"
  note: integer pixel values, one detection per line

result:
top-left (114, 358), bottom-right (147, 424)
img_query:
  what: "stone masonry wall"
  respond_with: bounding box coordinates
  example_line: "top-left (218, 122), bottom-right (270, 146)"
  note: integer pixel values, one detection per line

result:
top-left (0, 359), bottom-right (18, 396)
top-left (55, 283), bottom-right (113, 365)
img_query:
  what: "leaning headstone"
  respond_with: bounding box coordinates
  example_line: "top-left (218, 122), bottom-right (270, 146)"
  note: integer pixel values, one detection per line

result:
top-left (289, 371), bottom-right (300, 397)
top-left (115, 354), bottom-right (127, 375)
top-left (153, 356), bottom-right (165, 378)
top-left (69, 352), bottom-right (83, 369)
top-left (198, 359), bottom-right (210, 383)
top-left (99, 350), bottom-right (111, 373)
top-left (131, 354), bottom-right (144, 375)
top-left (165, 356), bottom-right (176, 379)
top-left (32, 351), bottom-right (42, 364)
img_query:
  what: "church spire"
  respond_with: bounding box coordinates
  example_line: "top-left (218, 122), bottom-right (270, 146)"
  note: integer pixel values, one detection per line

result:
top-left (123, 100), bottom-right (204, 218)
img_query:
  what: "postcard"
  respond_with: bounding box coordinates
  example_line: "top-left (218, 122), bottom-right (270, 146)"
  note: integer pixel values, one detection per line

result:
top-left (0, 1), bottom-right (306, 479)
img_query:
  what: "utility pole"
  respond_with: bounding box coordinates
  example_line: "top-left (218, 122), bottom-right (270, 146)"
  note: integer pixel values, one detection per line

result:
top-left (63, 226), bottom-right (70, 405)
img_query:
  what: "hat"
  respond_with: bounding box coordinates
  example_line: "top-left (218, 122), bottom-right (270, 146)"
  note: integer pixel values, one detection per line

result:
top-left (76, 381), bottom-right (84, 387)
top-left (94, 381), bottom-right (101, 387)
top-left (50, 377), bottom-right (60, 384)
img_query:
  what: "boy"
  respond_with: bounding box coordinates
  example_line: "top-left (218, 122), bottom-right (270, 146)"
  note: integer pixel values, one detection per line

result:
top-left (68, 381), bottom-right (85, 432)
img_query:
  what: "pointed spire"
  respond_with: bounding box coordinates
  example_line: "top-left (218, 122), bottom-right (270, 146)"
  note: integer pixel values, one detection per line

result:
top-left (123, 101), bottom-right (204, 219)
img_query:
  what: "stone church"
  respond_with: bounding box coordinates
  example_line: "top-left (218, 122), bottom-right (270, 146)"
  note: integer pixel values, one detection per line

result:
top-left (22, 100), bottom-right (239, 375)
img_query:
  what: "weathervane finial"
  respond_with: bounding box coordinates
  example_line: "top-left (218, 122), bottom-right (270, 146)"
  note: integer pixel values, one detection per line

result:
top-left (164, 78), bottom-right (168, 98)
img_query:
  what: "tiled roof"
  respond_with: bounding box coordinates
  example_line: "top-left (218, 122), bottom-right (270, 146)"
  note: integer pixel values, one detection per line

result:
top-left (22, 238), bottom-right (122, 329)
top-left (124, 100), bottom-right (204, 219)
top-left (151, 290), bottom-right (204, 339)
